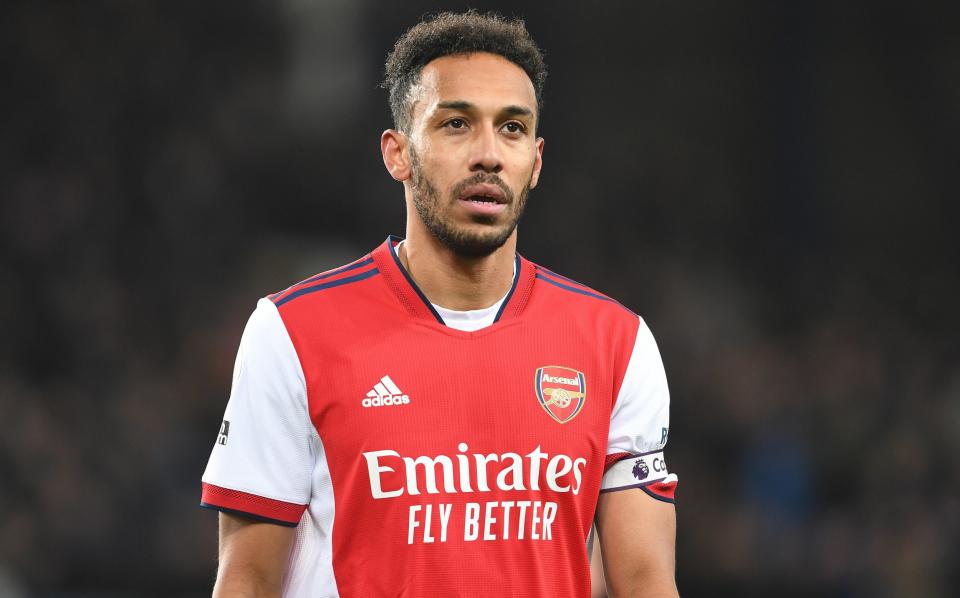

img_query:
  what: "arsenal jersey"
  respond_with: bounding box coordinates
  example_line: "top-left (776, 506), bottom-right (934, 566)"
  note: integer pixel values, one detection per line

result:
top-left (201, 237), bottom-right (677, 597)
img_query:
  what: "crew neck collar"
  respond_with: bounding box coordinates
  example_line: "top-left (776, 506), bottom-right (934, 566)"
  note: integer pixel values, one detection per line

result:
top-left (371, 235), bottom-right (534, 327)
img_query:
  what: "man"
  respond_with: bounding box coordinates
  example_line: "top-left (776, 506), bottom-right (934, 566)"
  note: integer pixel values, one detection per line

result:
top-left (201, 11), bottom-right (678, 597)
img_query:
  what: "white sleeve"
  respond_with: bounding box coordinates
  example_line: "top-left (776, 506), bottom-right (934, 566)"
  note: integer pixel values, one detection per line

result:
top-left (601, 317), bottom-right (678, 500)
top-left (200, 298), bottom-right (315, 525)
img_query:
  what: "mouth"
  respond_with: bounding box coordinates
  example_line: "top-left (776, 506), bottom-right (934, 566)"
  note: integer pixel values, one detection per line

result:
top-left (461, 196), bottom-right (502, 211)
top-left (458, 183), bottom-right (508, 205)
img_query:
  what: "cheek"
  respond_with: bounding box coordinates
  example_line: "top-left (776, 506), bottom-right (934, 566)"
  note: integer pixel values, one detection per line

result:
top-left (514, 140), bottom-right (538, 167)
top-left (509, 149), bottom-right (539, 182)
top-left (419, 160), bottom-right (458, 197)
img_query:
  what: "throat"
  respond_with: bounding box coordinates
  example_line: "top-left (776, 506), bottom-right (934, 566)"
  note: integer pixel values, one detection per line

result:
top-left (397, 239), bottom-right (516, 311)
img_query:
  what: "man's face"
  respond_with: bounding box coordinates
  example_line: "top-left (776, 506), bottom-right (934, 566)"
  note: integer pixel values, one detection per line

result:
top-left (403, 52), bottom-right (544, 257)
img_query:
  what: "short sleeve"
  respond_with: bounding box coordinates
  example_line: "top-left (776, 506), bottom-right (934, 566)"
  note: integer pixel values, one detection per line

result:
top-left (200, 298), bottom-right (314, 525)
top-left (600, 317), bottom-right (678, 502)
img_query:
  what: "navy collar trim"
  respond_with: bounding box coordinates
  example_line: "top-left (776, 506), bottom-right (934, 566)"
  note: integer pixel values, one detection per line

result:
top-left (385, 235), bottom-right (521, 326)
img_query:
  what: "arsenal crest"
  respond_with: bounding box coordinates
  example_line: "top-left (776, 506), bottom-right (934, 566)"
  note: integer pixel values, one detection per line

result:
top-left (535, 366), bottom-right (586, 424)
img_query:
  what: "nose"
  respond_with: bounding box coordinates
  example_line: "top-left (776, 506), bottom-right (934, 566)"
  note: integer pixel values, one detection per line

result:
top-left (469, 124), bottom-right (503, 174)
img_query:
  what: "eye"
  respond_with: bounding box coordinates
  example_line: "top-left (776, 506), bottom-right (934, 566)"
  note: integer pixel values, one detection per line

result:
top-left (502, 121), bottom-right (527, 135)
top-left (444, 118), bottom-right (467, 130)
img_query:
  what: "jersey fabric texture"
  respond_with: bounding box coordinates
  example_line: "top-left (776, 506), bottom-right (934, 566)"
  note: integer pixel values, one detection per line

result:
top-left (201, 236), bottom-right (677, 597)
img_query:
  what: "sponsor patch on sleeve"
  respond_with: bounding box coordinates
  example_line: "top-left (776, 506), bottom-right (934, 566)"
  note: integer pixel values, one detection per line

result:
top-left (600, 450), bottom-right (677, 495)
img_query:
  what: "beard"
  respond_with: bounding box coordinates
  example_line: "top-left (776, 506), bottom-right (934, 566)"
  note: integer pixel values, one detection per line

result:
top-left (409, 148), bottom-right (530, 258)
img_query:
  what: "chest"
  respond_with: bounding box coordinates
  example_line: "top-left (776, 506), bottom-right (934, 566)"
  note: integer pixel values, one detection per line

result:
top-left (299, 319), bottom-right (617, 464)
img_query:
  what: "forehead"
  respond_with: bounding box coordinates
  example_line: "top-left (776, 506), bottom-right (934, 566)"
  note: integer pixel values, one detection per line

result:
top-left (413, 52), bottom-right (537, 116)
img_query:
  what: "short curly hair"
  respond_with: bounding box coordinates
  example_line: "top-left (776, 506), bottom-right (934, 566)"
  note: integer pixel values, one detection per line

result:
top-left (383, 10), bottom-right (547, 133)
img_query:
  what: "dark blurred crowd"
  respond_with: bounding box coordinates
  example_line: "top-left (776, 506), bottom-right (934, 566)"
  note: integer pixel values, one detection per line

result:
top-left (1, 2), bottom-right (957, 597)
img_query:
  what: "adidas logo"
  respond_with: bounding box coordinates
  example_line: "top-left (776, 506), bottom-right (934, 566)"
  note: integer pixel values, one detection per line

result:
top-left (362, 375), bottom-right (410, 408)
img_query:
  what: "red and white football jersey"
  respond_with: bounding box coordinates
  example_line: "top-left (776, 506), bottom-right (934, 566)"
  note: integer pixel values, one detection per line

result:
top-left (201, 237), bottom-right (677, 597)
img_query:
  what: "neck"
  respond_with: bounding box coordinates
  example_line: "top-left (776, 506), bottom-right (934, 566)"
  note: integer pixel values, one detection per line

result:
top-left (400, 224), bottom-right (517, 312)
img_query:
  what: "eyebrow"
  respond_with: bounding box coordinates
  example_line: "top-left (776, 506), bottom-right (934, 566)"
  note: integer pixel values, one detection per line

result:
top-left (436, 101), bottom-right (534, 119)
top-left (503, 105), bottom-right (534, 118)
top-left (437, 100), bottom-right (474, 111)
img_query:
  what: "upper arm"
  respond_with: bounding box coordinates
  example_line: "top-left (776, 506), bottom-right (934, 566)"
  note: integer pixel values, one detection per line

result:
top-left (603, 317), bottom-right (677, 502)
top-left (201, 298), bottom-right (314, 523)
top-left (595, 490), bottom-right (677, 597)
top-left (596, 317), bottom-right (679, 596)
top-left (214, 512), bottom-right (296, 598)
top-left (201, 299), bottom-right (317, 592)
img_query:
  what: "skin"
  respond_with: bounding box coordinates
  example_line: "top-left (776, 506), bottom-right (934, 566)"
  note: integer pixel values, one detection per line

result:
top-left (596, 490), bottom-right (679, 597)
top-left (213, 51), bottom-right (678, 598)
top-left (380, 52), bottom-right (543, 310)
top-left (212, 514), bottom-right (294, 597)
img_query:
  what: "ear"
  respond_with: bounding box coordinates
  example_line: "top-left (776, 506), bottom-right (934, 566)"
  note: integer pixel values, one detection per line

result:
top-left (529, 136), bottom-right (545, 189)
top-left (381, 129), bottom-right (411, 182)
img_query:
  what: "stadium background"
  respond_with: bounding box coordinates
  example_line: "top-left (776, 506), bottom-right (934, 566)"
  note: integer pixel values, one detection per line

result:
top-left (2, 1), bottom-right (957, 596)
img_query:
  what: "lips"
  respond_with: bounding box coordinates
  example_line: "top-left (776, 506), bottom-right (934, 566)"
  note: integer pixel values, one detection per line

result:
top-left (458, 183), bottom-right (507, 204)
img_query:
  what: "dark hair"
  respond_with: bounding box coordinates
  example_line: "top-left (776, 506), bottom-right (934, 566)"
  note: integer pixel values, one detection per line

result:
top-left (383, 10), bottom-right (547, 133)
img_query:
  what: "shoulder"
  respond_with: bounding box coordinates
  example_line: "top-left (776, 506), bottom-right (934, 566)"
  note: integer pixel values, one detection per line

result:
top-left (527, 260), bottom-right (640, 327)
top-left (266, 252), bottom-right (381, 312)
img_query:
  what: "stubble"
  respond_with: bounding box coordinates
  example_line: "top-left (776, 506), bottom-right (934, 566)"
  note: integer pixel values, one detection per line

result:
top-left (409, 147), bottom-right (531, 258)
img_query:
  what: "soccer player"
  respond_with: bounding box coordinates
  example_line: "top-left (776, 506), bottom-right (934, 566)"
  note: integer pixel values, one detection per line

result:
top-left (201, 11), bottom-right (678, 598)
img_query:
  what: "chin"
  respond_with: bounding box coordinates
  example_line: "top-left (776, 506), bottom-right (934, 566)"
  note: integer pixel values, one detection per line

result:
top-left (436, 224), bottom-right (516, 258)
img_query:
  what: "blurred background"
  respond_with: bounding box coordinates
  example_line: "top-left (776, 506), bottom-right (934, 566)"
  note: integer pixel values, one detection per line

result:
top-left (1, 0), bottom-right (958, 596)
